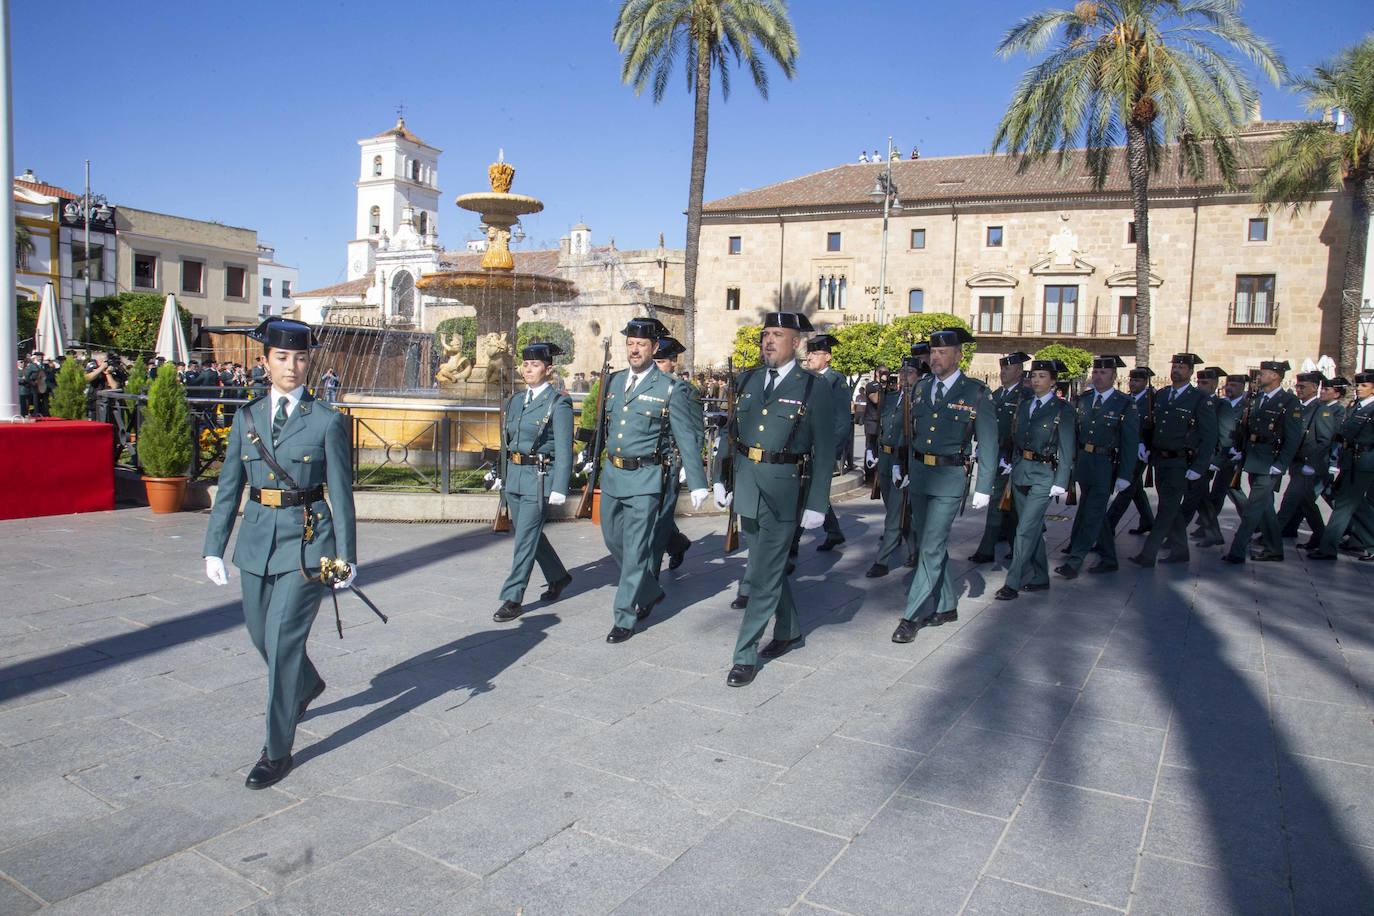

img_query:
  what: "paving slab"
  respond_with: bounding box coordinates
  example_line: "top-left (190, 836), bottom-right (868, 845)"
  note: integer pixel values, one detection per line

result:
top-left (249, 840), bottom-right (476, 915)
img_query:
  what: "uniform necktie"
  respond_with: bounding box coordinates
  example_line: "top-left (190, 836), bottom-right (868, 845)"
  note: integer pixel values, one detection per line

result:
top-left (934, 380), bottom-right (946, 404)
top-left (626, 373), bottom-right (639, 395)
top-left (271, 397), bottom-right (288, 446)
top-left (1030, 397), bottom-right (1041, 419)
top-left (1094, 393), bottom-right (1104, 411)
top-left (764, 369), bottom-right (778, 399)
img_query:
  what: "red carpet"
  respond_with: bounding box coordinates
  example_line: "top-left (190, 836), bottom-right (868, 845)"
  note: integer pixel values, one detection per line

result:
top-left (0, 419), bottom-right (115, 520)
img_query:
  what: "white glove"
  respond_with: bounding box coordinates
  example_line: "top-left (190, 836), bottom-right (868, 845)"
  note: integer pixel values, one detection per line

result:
top-left (1208, 464), bottom-right (1218, 473)
top-left (582, 461), bottom-right (595, 474)
top-left (1138, 444), bottom-right (1149, 462)
top-left (1185, 469), bottom-right (1202, 481)
top-left (333, 562), bottom-right (357, 590)
top-left (1301, 465), bottom-right (1314, 477)
top-left (575, 449), bottom-right (587, 465)
top-left (1229, 448), bottom-right (1242, 461)
top-left (713, 482), bottom-right (732, 508)
top-left (679, 466), bottom-right (687, 483)
top-left (547, 491), bottom-right (566, 506)
top-left (1114, 478), bottom-right (1130, 492)
top-left (971, 492), bottom-right (990, 510)
top-left (865, 449), bottom-right (876, 469)
top-left (1268, 465), bottom-right (1283, 476)
top-left (899, 473), bottom-right (909, 489)
top-left (1330, 466), bottom-right (1339, 477)
top-left (689, 488), bottom-right (708, 510)
top-left (800, 509), bottom-right (825, 530)
top-left (490, 477), bottom-right (502, 492)
top-left (205, 556), bottom-right (228, 586)
top-left (1049, 485), bottom-right (1067, 499)
top-left (892, 465), bottom-right (903, 485)
top-left (999, 459), bottom-right (1013, 474)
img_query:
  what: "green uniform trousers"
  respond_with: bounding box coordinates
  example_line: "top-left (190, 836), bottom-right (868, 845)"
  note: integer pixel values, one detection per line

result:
top-left (1196, 464), bottom-right (1242, 543)
top-left (874, 458), bottom-right (913, 568)
top-left (499, 491), bottom-right (568, 603)
top-left (601, 492), bottom-right (664, 629)
top-left (240, 569), bottom-right (325, 760)
top-left (1277, 471), bottom-right (1325, 542)
top-left (1005, 483), bottom-right (1053, 589)
top-left (1064, 458), bottom-right (1116, 570)
top-left (901, 493), bottom-right (961, 621)
top-left (1226, 472), bottom-right (1283, 561)
top-left (973, 468), bottom-right (1017, 557)
top-left (734, 509), bottom-right (803, 665)
top-left (1138, 466), bottom-right (1191, 562)
top-left (1316, 470), bottom-right (1374, 554)
top-left (1104, 461), bottom-right (1154, 534)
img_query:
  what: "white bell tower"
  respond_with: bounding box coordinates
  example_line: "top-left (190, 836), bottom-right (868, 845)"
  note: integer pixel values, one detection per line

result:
top-left (347, 115), bottom-right (442, 281)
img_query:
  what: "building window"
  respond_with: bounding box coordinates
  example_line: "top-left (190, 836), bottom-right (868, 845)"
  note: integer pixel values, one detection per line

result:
top-left (977, 296), bottom-right (1004, 333)
top-left (181, 259), bottom-right (204, 294)
top-left (908, 289), bottom-right (924, 313)
top-left (1043, 284), bottom-right (1078, 334)
top-left (262, 277), bottom-right (273, 298)
top-left (72, 242), bottom-right (104, 280)
top-left (725, 287), bottom-right (741, 311)
top-left (410, 160), bottom-right (421, 182)
top-left (372, 155), bottom-right (383, 177)
top-left (1247, 217), bottom-right (1269, 242)
top-left (728, 235), bottom-right (742, 255)
top-left (225, 265), bottom-right (247, 299)
top-left (826, 231), bottom-right (841, 252)
top-left (910, 228), bottom-right (926, 249)
top-left (818, 274), bottom-right (847, 310)
top-left (370, 206), bottom-right (381, 235)
top-left (1126, 221), bottom-right (1136, 244)
top-left (133, 253), bottom-right (157, 289)
top-left (281, 280), bottom-right (291, 298)
top-left (1234, 274), bottom-right (1276, 326)
top-left (1118, 295), bottom-right (1137, 336)
top-left (986, 225), bottom-right (1004, 248)
top-left (391, 270), bottom-right (415, 318)
top-left (418, 211), bottom-right (429, 236)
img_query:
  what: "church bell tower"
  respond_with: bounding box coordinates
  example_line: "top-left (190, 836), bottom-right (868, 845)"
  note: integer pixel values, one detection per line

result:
top-left (347, 115), bottom-right (442, 281)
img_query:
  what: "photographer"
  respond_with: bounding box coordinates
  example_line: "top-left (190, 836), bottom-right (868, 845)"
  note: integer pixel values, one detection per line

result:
top-left (85, 351), bottom-right (126, 421)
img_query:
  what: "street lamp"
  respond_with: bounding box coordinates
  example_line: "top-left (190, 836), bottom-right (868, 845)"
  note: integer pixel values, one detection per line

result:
top-left (62, 160), bottom-right (111, 343)
top-left (867, 136), bottom-right (902, 325)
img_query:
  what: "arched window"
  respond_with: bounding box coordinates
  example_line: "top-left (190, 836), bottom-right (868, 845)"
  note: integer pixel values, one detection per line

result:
top-left (908, 289), bottom-right (924, 313)
top-left (410, 160), bottom-right (421, 181)
top-left (418, 211), bottom-right (429, 236)
top-left (369, 206), bottom-right (381, 235)
top-left (391, 270), bottom-right (415, 319)
top-left (372, 155), bottom-right (382, 177)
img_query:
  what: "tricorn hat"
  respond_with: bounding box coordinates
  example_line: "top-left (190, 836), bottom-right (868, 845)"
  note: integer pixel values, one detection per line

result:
top-left (1029, 359), bottom-right (1062, 376)
top-left (1170, 352), bottom-right (1203, 367)
top-left (808, 333), bottom-right (839, 352)
top-left (1128, 367), bottom-right (1155, 380)
top-left (1259, 359), bottom-right (1291, 374)
top-left (762, 311), bottom-right (814, 332)
top-left (999, 351), bottom-right (1031, 367)
top-left (1198, 365), bottom-right (1227, 380)
top-left (1092, 354), bottom-right (1127, 369)
top-left (248, 318), bottom-right (320, 351)
top-left (1354, 370), bottom-right (1374, 384)
top-left (1329, 375), bottom-right (1351, 389)
top-left (1295, 370), bottom-right (1326, 384)
top-left (910, 342), bottom-right (931, 357)
top-left (621, 317), bottom-right (667, 339)
top-left (1226, 372), bottom-right (1249, 383)
top-left (521, 341), bottom-right (563, 364)
top-left (653, 336), bottom-right (686, 359)
top-left (928, 327), bottom-right (975, 348)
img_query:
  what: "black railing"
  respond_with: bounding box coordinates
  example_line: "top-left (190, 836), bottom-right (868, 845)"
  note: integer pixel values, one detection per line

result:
top-left (1229, 300), bottom-right (1280, 329)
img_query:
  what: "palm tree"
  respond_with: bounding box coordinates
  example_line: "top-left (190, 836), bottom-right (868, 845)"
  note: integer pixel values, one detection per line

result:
top-left (614, 0), bottom-right (799, 370)
top-left (992, 0), bottom-right (1283, 367)
top-left (14, 223), bottom-right (35, 271)
top-left (1253, 36), bottom-right (1374, 375)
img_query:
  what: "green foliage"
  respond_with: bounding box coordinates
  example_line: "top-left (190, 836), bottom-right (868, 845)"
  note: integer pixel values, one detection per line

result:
top-left (1034, 343), bottom-right (1094, 379)
top-left (830, 323), bottom-right (884, 377)
top-left (730, 324), bottom-right (762, 369)
top-left (876, 313), bottom-right (975, 371)
top-left (15, 298), bottom-right (38, 355)
top-left (138, 363), bottom-right (193, 478)
top-left (579, 378), bottom-right (601, 429)
top-left (89, 293), bottom-right (192, 353)
top-left (433, 317), bottom-right (477, 362)
top-left (517, 321), bottom-right (575, 367)
top-left (50, 358), bottom-right (88, 419)
top-left (124, 359), bottom-right (150, 397)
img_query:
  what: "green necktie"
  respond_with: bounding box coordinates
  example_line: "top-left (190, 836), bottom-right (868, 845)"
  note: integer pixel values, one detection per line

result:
top-left (272, 397), bottom-right (288, 446)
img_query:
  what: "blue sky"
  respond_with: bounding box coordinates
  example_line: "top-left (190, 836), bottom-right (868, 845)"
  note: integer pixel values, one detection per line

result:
top-left (14, 0), bottom-right (1369, 289)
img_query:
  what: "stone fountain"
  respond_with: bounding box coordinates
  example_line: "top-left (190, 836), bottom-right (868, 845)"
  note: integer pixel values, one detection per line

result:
top-left (417, 153), bottom-right (577, 402)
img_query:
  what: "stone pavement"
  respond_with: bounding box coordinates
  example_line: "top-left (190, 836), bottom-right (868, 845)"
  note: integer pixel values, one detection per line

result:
top-left (1, 493), bottom-right (1372, 915)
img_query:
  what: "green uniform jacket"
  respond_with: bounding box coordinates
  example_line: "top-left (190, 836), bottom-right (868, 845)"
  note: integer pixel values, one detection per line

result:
top-left (203, 393), bottom-right (357, 576)
top-left (904, 373), bottom-right (998, 498)
top-left (1009, 395), bottom-right (1076, 489)
top-left (1292, 398), bottom-right (1340, 479)
top-left (501, 385), bottom-right (573, 498)
top-left (1333, 399), bottom-right (1374, 473)
top-left (600, 365), bottom-right (707, 499)
top-left (993, 383), bottom-right (1032, 452)
top-left (1237, 388), bottom-right (1303, 474)
top-left (1212, 397), bottom-right (1240, 466)
top-left (817, 367), bottom-right (852, 461)
top-left (1150, 384), bottom-right (1218, 476)
top-left (878, 388), bottom-right (907, 454)
top-left (714, 364), bottom-right (836, 521)
top-left (1072, 389), bottom-right (1139, 484)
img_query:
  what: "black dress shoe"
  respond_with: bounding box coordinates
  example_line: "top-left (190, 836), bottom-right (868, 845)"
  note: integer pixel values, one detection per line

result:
top-left (1307, 551), bottom-right (1337, 561)
top-left (1087, 563), bottom-right (1118, 574)
top-left (967, 552), bottom-right (995, 564)
top-left (634, 592), bottom-right (665, 621)
top-left (1198, 536), bottom-right (1225, 548)
top-left (730, 595), bottom-right (749, 610)
top-left (668, 536), bottom-right (691, 570)
top-left (727, 664), bottom-right (757, 687)
top-left (493, 599), bottom-right (523, 622)
top-left (994, 586), bottom-right (1019, 601)
top-left (1128, 526), bottom-right (1152, 535)
top-left (1054, 564), bottom-right (1078, 580)
top-left (540, 574), bottom-right (573, 602)
top-left (298, 679), bottom-right (326, 721)
top-left (1221, 554), bottom-right (1245, 564)
top-left (785, 562), bottom-right (796, 575)
top-left (929, 610), bottom-right (958, 626)
top-left (1022, 582), bottom-right (1049, 592)
top-left (606, 626), bottom-right (635, 643)
top-left (817, 536), bottom-right (845, 552)
top-left (1359, 552), bottom-right (1374, 562)
top-left (1298, 538), bottom-right (1320, 551)
top-left (1160, 552), bottom-right (1190, 564)
top-left (1129, 554), bottom-right (1154, 568)
top-left (904, 555), bottom-right (917, 568)
top-left (1249, 550), bottom-right (1284, 562)
top-left (891, 618), bottom-right (921, 643)
top-left (760, 636), bottom-right (803, 659)
top-left (245, 752), bottom-right (293, 790)
top-left (865, 563), bottom-right (889, 578)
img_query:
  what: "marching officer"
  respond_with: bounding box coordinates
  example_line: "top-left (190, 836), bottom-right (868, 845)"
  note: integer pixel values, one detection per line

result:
top-left (1055, 354), bottom-right (1138, 579)
top-left (1308, 370), bottom-right (1374, 561)
top-left (996, 359), bottom-right (1075, 599)
top-left (712, 311), bottom-right (835, 685)
top-left (866, 357), bottom-right (919, 578)
top-left (203, 318), bottom-right (357, 790)
top-left (1104, 367), bottom-right (1157, 538)
top-left (1223, 360), bottom-right (1302, 563)
top-left (970, 351), bottom-right (1031, 563)
top-left (1131, 354), bottom-right (1217, 566)
top-left (597, 318), bottom-right (709, 644)
top-left (493, 342), bottom-right (574, 622)
top-left (891, 327), bottom-right (998, 641)
top-left (1277, 371), bottom-right (1340, 548)
top-left (650, 336), bottom-right (696, 574)
top-left (800, 333), bottom-right (851, 552)
top-left (1189, 368), bottom-right (1243, 548)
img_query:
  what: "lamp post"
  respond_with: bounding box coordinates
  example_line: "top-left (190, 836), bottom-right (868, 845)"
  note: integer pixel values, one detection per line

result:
top-left (62, 160), bottom-right (111, 344)
top-left (867, 136), bottom-right (902, 326)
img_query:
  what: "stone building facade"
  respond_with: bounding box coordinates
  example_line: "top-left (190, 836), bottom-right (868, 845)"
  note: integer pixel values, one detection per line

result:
top-left (696, 121), bottom-right (1361, 377)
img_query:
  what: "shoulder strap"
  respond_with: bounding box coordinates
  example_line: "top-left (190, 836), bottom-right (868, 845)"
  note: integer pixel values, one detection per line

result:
top-left (784, 373), bottom-right (817, 451)
top-left (239, 403), bottom-right (300, 489)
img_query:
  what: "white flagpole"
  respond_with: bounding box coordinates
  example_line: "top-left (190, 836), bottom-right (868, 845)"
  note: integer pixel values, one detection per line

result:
top-left (0, 0), bottom-right (18, 418)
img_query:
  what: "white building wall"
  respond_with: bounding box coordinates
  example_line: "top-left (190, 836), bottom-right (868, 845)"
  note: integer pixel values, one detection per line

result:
top-left (258, 258), bottom-right (299, 318)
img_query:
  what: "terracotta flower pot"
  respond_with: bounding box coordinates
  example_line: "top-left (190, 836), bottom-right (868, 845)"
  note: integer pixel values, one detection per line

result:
top-left (143, 476), bottom-right (189, 513)
top-left (591, 488), bottom-right (603, 524)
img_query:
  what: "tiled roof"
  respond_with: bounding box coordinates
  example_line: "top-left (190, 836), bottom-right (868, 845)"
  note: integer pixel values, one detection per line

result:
top-left (14, 177), bottom-right (81, 200)
top-left (373, 117), bottom-right (432, 148)
top-left (292, 277), bottom-right (371, 299)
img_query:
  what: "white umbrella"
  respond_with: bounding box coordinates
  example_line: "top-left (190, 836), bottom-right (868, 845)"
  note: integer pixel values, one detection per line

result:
top-left (154, 294), bottom-right (191, 364)
top-left (33, 282), bottom-right (65, 358)
top-left (1317, 355), bottom-right (1338, 379)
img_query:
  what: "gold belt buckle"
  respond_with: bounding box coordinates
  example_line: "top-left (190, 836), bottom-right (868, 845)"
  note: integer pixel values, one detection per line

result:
top-left (746, 446), bottom-right (765, 462)
top-left (260, 489), bottom-right (283, 508)
top-left (923, 453), bottom-right (937, 466)
top-left (1084, 443), bottom-right (1096, 454)
top-left (511, 453), bottom-right (523, 465)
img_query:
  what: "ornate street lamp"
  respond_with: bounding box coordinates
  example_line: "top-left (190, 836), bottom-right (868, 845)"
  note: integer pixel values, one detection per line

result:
top-left (62, 160), bottom-right (111, 343)
top-left (867, 137), bottom-right (902, 325)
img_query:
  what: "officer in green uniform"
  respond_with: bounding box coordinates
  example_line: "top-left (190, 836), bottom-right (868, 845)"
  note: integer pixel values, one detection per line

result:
top-left (970, 352), bottom-right (1031, 563)
top-left (891, 327), bottom-right (998, 642)
top-left (1309, 371), bottom-right (1374, 561)
top-left (800, 333), bottom-right (851, 552)
top-left (598, 318), bottom-right (709, 644)
top-left (995, 359), bottom-right (1075, 598)
top-left (1104, 367), bottom-right (1157, 538)
top-left (203, 319), bottom-right (357, 790)
top-left (1056, 355), bottom-right (1138, 579)
top-left (1222, 360), bottom-right (1303, 563)
top-left (650, 336), bottom-right (696, 574)
top-left (1132, 354), bottom-right (1218, 566)
top-left (492, 342), bottom-right (574, 622)
top-left (866, 358), bottom-right (919, 578)
top-left (1277, 371), bottom-right (1340, 547)
top-left (712, 311), bottom-right (835, 685)
top-left (1187, 367), bottom-right (1242, 548)
top-left (1314, 378), bottom-right (1367, 545)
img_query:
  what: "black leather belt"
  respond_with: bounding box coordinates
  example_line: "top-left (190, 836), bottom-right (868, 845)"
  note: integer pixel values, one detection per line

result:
top-left (734, 440), bottom-right (803, 464)
top-left (607, 454), bottom-right (662, 470)
top-left (1248, 433), bottom-right (1275, 443)
top-left (251, 485), bottom-right (324, 508)
top-left (1154, 448), bottom-right (1196, 461)
top-left (880, 444), bottom-right (899, 455)
top-left (1020, 449), bottom-right (1055, 464)
top-left (911, 449), bottom-right (967, 467)
top-left (1081, 443), bottom-right (1118, 458)
top-left (509, 451), bottom-right (550, 466)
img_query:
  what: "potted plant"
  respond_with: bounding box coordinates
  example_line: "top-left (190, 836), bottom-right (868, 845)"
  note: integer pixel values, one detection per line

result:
top-left (139, 363), bottom-right (194, 512)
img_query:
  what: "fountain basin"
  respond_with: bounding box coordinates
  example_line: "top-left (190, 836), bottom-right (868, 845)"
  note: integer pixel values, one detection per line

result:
top-left (416, 270), bottom-right (576, 298)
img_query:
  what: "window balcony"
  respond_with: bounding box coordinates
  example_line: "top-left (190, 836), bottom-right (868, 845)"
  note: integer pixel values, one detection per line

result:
top-left (971, 307), bottom-right (1137, 339)
top-left (1229, 300), bottom-right (1280, 330)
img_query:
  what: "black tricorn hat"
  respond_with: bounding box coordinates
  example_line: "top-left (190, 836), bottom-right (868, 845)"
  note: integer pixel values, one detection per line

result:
top-left (653, 336), bottom-right (686, 359)
top-left (1170, 352), bottom-right (1203, 367)
top-left (999, 351), bottom-right (1031, 367)
top-left (621, 317), bottom-right (667, 339)
top-left (763, 311), bottom-right (814, 332)
top-left (1128, 367), bottom-right (1155, 380)
top-left (1354, 370), bottom-right (1374, 384)
top-left (928, 327), bottom-right (975, 348)
top-left (249, 318), bottom-right (320, 350)
top-left (1092, 354), bottom-right (1127, 369)
top-left (1248, 368), bottom-right (1261, 379)
top-left (1029, 359), bottom-right (1062, 376)
top-left (808, 333), bottom-right (839, 352)
top-left (910, 342), bottom-right (931, 357)
top-left (1226, 372), bottom-right (1249, 383)
top-left (901, 355), bottom-right (924, 369)
top-left (1296, 370), bottom-right (1326, 384)
top-left (1201, 365), bottom-right (1227, 380)
top-left (521, 341), bottom-right (563, 363)
top-left (1259, 360), bottom-right (1291, 373)
top-left (1329, 375), bottom-right (1351, 389)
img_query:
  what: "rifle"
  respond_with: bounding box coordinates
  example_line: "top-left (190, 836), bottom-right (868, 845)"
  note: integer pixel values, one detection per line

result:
top-left (1142, 387), bottom-right (1156, 488)
top-left (723, 358), bottom-right (741, 552)
top-left (1231, 391), bottom-right (1255, 489)
top-left (1065, 385), bottom-right (1080, 507)
top-left (492, 400), bottom-right (512, 532)
top-left (998, 390), bottom-right (1019, 512)
top-left (868, 380), bottom-right (885, 500)
top-left (898, 377), bottom-right (913, 533)
top-left (575, 337), bottom-right (613, 519)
